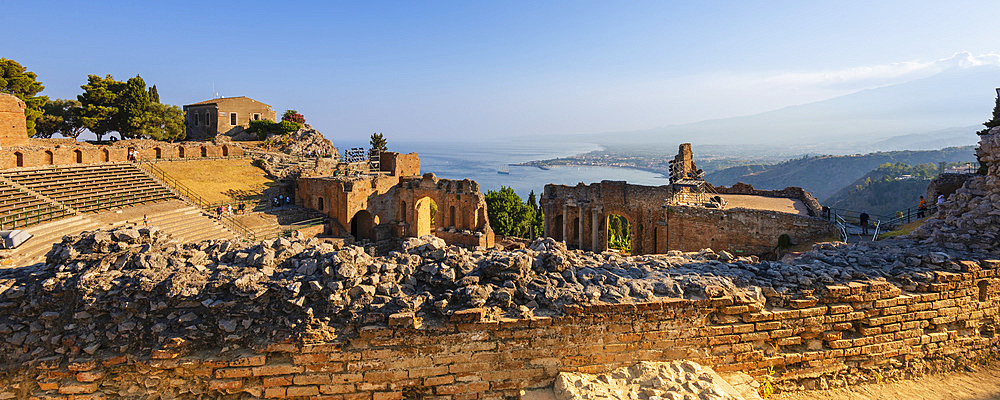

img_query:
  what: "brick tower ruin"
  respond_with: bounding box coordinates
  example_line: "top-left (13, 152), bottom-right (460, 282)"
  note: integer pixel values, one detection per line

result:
top-left (0, 93), bottom-right (28, 147)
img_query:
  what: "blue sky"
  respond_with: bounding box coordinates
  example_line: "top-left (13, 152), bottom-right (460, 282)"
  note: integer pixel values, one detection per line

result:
top-left (5, 1), bottom-right (1000, 143)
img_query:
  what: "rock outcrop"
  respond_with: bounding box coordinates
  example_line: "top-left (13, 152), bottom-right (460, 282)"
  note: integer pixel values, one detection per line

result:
top-left (554, 361), bottom-right (762, 400)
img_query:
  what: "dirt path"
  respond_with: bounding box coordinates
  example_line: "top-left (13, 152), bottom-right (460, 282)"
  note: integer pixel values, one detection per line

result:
top-left (773, 367), bottom-right (1000, 400)
top-left (718, 194), bottom-right (810, 216)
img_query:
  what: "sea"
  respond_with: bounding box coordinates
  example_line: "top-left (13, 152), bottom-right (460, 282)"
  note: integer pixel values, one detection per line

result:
top-left (335, 138), bottom-right (671, 199)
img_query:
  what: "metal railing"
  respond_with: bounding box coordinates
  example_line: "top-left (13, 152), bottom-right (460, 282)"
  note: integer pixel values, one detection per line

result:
top-left (136, 161), bottom-right (256, 240)
top-left (0, 207), bottom-right (73, 230)
top-left (254, 217), bottom-right (326, 241)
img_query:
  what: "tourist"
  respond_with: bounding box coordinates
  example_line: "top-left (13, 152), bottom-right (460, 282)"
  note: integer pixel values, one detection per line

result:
top-left (143, 214), bottom-right (148, 227)
top-left (917, 196), bottom-right (927, 218)
top-left (859, 210), bottom-right (870, 236)
top-left (227, 204), bottom-right (232, 215)
top-left (937, 194), bottom-right (946, 205)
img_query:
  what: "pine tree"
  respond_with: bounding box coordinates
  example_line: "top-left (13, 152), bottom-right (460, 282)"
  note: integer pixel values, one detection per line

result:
top-left (148, 85), bottom-right (159, 103)
top-left (0, 58), bottom-right (48, 137)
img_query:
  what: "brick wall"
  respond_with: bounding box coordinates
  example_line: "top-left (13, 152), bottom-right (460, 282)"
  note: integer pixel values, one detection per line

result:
top-left (0, 93), bottom-right (28, 147)
top-left (0, 142), bottom-right (243, 170)
top-left (665, 205), bottom-right (839, 254)
top-left (4, 260), bottom-right (998, 399)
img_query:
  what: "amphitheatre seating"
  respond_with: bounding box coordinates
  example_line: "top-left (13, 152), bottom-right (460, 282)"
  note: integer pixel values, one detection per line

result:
top-left (0, 180), bottom-right (70, 230)
top-left (0, 163), bottom-right (175, 213)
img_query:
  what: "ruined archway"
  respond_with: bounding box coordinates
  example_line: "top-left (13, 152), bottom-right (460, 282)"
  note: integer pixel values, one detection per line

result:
top-left (570, 217), bottom-right (580, 248)
top-left (350, 210), bottom-right (374, 241)
top-left (154, 147), bottom-right (162, 159)
top-left (606, 213), bottom-right (632, 253)
top-left (201, 146), bottom-right (207, 157)
top-left (14, 152), bottom-right (23, 167)
top-left (317, 197), bottom-right (325, 211)
top-left (415, 197), bottom-right (438, 237)
top-left (44, 150), bottom-right (54, 165)
top-left (222, 145), bottom-right (229, 157)
top-left (552, 214), bottom-right (564, 241)
top-left (102, 149), bottom-right (110, 162)
top-left (74, 149), bottom-right (83, 163)
top-left (449, 205), bottom-right (456, 228)
top-left (178, 147), bottom-right (185, 158)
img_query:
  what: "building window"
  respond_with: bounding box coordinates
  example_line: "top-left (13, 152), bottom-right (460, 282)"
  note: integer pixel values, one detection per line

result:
top-left (194, 112), bottom-right (199, 126)
top-left (230, 112), bottom-right (237, 125)
top-left (253, 113), bottom-right (261, 121)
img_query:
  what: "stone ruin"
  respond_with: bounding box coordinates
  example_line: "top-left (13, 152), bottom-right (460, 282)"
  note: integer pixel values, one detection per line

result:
top-left (1, 130), bottom-right (1000, 398)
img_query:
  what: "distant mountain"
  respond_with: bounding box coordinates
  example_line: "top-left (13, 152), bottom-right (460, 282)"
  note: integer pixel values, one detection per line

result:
top-left (705, 146), bottom-right (976, 200)
top-left (823, 163), bottom-right (940, 218)
top-left (588, 65), bottom-right (1000, 156)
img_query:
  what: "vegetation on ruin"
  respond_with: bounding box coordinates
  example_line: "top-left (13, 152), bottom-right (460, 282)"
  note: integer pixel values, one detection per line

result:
top-left (485, 187), bottom-right (543, 238)
top-left (607, 214), bottom-right (631, 252)
top-left (281, 109), bottom-right (305, 124)
top-left (0, 58), bottom-right (47, 137)
top-left (249, 120), bottom-right (301, 140)
top-left (153, 159), bottom-right (278, 204)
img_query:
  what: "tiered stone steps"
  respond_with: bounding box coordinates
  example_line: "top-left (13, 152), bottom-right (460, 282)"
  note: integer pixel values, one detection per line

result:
top-left (0, 177), bottom-right (72, 230)
top-left (1, 163), bottom-right (175, 213)
top-left (1, 201), bottom-right (238, 268)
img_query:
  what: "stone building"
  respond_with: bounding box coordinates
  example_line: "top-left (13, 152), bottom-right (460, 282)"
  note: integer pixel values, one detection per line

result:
top-left (0, 93), bottom-right (28, 147)
top-left (541, 144), bottom-right (836, 256)
top-left (183, 96), bottom-right (277, 140)
top-left (296, 152), bottom-right (495, 248)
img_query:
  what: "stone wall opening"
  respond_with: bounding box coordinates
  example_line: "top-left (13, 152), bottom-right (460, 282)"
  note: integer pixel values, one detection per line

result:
top-left (350, 210), bottom-right (374, 241)
top-left (154, 147), bottom-right (162, 159)
top-left (449, 205), bottom-right (456, 228)
top-left (570, 217), bottom-right (580, 248)
top-left (607, 213), bottom-right (632, 253)
top-left (74, 149), bottom-right (82, 163)
top-left (178, 147), bottom-right (185, 158)
top-left (14, 152), bottom-right (22, 167)
top-left (415, 197), bottom-right (438, 237)
top-left (317, 196), bottom-right (325, 211)
top-left (44, 150), bottom-right (53, 165)
top-left (552, 214), bottom-right (564, 241)
top-left (102, 148), bottom-right (110, 162)
top-left (222, 145), bottom-right (229, 157)
top-left (201, 146), bottom-right (207, 157)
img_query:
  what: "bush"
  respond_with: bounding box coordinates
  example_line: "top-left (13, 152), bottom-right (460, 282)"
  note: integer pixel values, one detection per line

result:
top-left (282, 110), bottom-right (305, 124)
top-left (247, 120), bottom-right (301, 140)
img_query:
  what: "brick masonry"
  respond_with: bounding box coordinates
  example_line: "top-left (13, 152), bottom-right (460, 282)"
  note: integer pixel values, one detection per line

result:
top-left (0, 93), bottom-right (28, 147)
top-left (3, 260), bottom-right (998, 399)
top-left (0, 140), bottom-right (244, 170)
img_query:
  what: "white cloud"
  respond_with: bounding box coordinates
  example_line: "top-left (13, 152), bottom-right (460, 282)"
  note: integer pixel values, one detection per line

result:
top-left (759, 52), bottom-right (1000, 90)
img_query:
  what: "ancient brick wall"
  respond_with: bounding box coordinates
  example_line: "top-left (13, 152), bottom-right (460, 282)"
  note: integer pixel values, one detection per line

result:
top-left (4, 261), bottom-right (998, 399)
top-left (0, 93), bottom-right (28, 147)
top-left (711, 183), bottom-right (824, 217)
top-left (0, 141), bottom-right (243, 170)
top-left (665, 205), bottom-right (839, 255)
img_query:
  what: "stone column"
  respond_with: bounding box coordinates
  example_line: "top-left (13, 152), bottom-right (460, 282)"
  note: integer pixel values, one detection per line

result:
top-left (562, 204), bottom-right (569, 244)
top-left (578, 205), bottom-right (584, 250)
top-left (592, 206), bottom-right (602, 251)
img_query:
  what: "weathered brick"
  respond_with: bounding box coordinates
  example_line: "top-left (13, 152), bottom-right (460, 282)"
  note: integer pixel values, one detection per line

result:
top-left (263, 375), bottom-right (294, 387)
top-left (264, 387), bottom-right (286, 398)
top-left (229, 355), bottom-right (266, 367)
top-left (252, 364), bottom-right (303, 376)
top-left (373, 392), bottom-right (404, 400)
top-left (58, 382), bottom-right (98, 395)
top-left (425, 375), bottom-right (455, 386)
top-left (320, 384), bottom-right (355, 394)
top-left (286, 386), bottom-right (320, 397)
top-left (215, 367), bottom-right (253, 379)
top-left (208, 379), bottom-right (242, 391)
top-left (293, 373), bottom-right (332, 385)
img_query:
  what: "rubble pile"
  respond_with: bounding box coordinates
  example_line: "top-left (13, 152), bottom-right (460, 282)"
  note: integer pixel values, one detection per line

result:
top-left (0, 217), bottom-right (988, 364)
top-left (911, 127), bottom-right (1000, 254)
top-left (269, 124), bottom-right (338, 158)
top-left (554, 361), bottom-right (762, 400)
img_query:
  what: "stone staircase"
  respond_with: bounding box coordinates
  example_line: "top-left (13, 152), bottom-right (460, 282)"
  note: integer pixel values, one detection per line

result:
top-left (0, 200), bottom-right (238, 268)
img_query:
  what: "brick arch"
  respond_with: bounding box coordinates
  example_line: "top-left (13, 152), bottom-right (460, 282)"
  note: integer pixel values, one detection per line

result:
top-left (14, 151), bottom-right (23, 167)
top-left (102, 148), bottom-right (110, 162)
top-left (44, 150), bottom-right (53, 165)
top-left (73, 149), bottom-right (83, 163)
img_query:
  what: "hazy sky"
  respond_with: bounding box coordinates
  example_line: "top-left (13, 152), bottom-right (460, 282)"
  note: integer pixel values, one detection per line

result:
top-left (5, 1), bottom-right (1000, 143)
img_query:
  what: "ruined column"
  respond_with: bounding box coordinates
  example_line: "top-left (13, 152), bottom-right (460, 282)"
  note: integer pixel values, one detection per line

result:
top-left (562, 203), bottom-right (569, 244)
top-left (578, 204), bottom-right (584, 250)
top-left (592, 206), bottom-right (602, 251)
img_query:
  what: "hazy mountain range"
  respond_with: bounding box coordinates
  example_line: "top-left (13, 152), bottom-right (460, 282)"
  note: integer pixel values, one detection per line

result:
top-left (580, 64), bottom-right (999, 157)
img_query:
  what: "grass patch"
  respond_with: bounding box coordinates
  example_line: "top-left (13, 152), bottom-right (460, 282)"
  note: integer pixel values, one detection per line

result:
top-left (878, 217), bottom-right (928, 240)
top-left (154, 159), bottom-right (278, 204)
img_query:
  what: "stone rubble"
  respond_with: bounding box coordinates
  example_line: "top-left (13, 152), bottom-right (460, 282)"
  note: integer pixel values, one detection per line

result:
top-left (269, 124), bottom-right (338, 158)
top-left (554, 361), bottom-right (762, 400)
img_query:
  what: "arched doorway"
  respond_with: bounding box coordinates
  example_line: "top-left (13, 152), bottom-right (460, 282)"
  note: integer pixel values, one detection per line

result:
top-left (44, 150), bottom-right (54, 165)
top-left (606, 213), bottom-right (632, 254)
top-left (317, 197), bottom-right (324, 211)
top-left (201, 146), bottom-right (207, 157)
top-left (102, 149), bottom-right (110, 162)
top-left (350, 210), bottom-right (374, 241)
top-left (178, 147), bottom-right (185, 158)
top-left (449, 205), bottom-right (456, 228)
top-left (154, 147), bottom-right (162, 159)
top-left (570, 217), bottom-right (580, 248)
top-left (414, 197), bottom-right (438, 237)
top-left (399, 201), bottom-right (407, 221)
top-left (552, 214), bottom-right (564, 241)
top-left (14, 152), bottom-right (23, 167)
top-left (222, 145), bottom-right (229, 157)
top-left (74, 149), bottom-right (83, 163)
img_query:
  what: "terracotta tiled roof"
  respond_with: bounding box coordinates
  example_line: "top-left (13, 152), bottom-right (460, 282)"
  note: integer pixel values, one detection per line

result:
top-left (184, 96), bottom-right (270, 107)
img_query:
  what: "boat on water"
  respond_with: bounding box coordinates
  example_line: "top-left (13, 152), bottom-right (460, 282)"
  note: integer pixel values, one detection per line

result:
top-left (498, 165), bottom-right (510, 175)
top-left (537, 165), bottom-right (550, 170)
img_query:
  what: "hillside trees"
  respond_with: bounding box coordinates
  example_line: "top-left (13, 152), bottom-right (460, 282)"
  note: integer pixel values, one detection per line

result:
top-left (79, 74), bottom-right (183, 141)
top-left (0, 58), bottom-right (47, 137)
top-left (369, 132), bottom-right (387, 159)
top-left (135, 102), bottom-right (185, 142)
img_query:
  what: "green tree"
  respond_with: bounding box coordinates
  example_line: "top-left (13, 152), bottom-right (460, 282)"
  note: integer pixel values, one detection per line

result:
top-left (78, 74), bottom-right (122, 142)
top-left (282, 109), bottom-right (305, 124)
top-left (607, 214), bottom-right (631, 252)
top-left (369, 132), bottom-right (387, 159)
top-left (485, 186), bottom-right (535, 237)
top-left (0, 58), bottom-right (48, 137)
top-left (527, 190), bottom-right (544, 237)
top-left (136, 102), bottom-right (185, 142)
top-left (35, 99), bottom-right (86, 139)
top-left (148, 85), bottom-right (159, 103)
top-left (116, 75), bottom-right (152, 139)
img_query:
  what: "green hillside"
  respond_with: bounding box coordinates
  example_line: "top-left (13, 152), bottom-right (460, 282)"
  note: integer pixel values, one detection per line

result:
top-left (705, 146), bottom-right (976, 200)
top-left (822, 163), bottom-right (940, 217)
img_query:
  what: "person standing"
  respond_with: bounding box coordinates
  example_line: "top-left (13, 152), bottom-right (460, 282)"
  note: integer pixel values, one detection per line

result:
top-left (917, 196), bottom-right (927, 218)
top-left (859, 210), bottom-right (870, 236)
top-left (937, 194), bottom-right (945, 205)
top-left (143, 214), bottom-right (148, 227)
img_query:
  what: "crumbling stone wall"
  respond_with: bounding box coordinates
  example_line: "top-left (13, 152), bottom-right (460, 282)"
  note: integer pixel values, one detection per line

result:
top-left (296, 152), bottom-right (495, 248)
top-left (711, 183), bottom-right (824, 217)
top-left (0, 140), bottom-right (243, 170)
top-left (925, 173), bottom-right (973, 202)
top-left (665, 205), bottom-right (839, 255)
top-left (541, 180), bottom-right (833, 256)
top-left (0, 93), bottom-right (28, 147)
